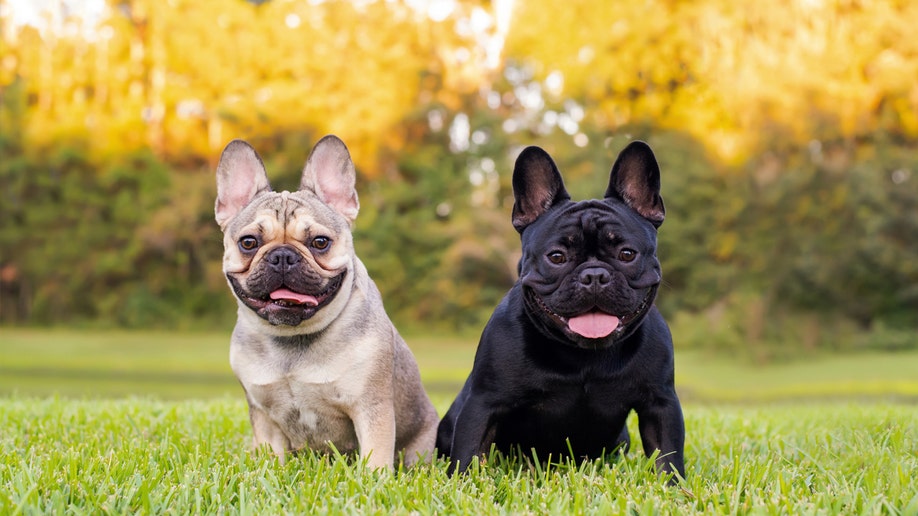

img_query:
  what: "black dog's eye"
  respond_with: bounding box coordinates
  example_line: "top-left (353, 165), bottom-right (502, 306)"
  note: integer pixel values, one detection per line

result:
top-left (547, 251), bottom-right (566, 265)
top-left (619, 248), bottom-right (637, 262)
top-left (311, 236), bottom-right (332, 251)
top-left (238, 236), bottom-right (259, 252)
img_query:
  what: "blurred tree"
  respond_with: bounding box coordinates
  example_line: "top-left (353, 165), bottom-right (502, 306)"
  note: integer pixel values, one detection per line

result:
top-left (0, 0), bottom-right (915, 357)
top-left (757, 142), bottom-right (918, 330)
top-left (356, 83), bottom-right (519, 331)
top-left (504, 0), bottom-right (918, 163)
top-left (0, 137), bottom-right (174, 325)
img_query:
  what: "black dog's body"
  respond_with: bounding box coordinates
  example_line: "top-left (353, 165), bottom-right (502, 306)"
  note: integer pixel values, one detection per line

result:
top-left (437, 141), bottom-right (685, 479)
top-left (437, 297), bottom-right (679, 462)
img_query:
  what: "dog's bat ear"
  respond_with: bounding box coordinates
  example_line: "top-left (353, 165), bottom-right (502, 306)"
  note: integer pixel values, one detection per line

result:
top-left (301, 135), bottom-right (360, 225)
top-left (512, 146), bottom-right (570, 233)
top-left (605, 140), bottom-right (665, 227)
top-left (215, 139), bottom-right (272, 228)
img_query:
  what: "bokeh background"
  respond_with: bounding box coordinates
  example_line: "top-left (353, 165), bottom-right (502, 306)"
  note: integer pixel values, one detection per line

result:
top-left (1, 0), bottom-right (916, 399)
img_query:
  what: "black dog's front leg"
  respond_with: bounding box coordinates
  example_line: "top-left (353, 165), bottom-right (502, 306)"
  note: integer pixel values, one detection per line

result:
top-left (637, 395), bottom-right (685, 481)
top-left (447, 397), bottom-right (497, 474)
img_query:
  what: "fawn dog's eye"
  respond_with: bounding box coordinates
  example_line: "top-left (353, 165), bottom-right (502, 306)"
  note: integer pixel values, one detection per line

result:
top-left (239, 236), bottom-right (259, 252)
top-left (311, 236), bottom-right (332, 251)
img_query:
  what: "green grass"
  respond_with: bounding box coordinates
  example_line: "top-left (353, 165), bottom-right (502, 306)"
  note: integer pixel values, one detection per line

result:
top-left (1, 397), bottom-right (915, 514)
top-left (1, 329), bottom-right (917, 513)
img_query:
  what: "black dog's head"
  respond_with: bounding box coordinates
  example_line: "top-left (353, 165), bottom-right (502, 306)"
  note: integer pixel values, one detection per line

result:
top-left (512, 141), bottom-right (665, 349)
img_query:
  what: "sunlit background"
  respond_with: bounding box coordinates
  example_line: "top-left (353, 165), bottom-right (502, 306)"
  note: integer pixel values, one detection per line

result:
top-left (0, 0), bottom-right (916, 399)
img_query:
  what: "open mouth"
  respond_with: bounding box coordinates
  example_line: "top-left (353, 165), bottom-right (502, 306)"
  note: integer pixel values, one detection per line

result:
top-left (229, 272), bottom-right (345, 324)
top-left (266, 277), bottom-right (342, 308)
top-left (525, 286), bottom-right (656, 342)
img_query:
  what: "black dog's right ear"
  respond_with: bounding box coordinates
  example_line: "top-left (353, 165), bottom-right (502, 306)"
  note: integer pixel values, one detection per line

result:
top-left (512, 146), bottom-right (570, 233)
top-left (215, 139), bottom-right (272, 229)
top-left (605, 140), bottom-right (665, 227)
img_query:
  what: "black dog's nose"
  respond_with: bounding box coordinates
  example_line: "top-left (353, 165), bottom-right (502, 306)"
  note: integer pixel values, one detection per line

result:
top-left (266, 247), bottom-right (301, 272)
top-left (579, 267), bottom-right (611, 287)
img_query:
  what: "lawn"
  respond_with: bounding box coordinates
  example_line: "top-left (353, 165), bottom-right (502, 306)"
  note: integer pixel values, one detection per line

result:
top-left (1, 328), bottom-right (917, 513)
top-left (1, 397), bottom-right (915, 514)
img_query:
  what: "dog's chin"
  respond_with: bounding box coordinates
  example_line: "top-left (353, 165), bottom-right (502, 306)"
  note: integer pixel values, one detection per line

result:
top-left (228, 273), bottom-right (345, 327)
top-left (523, 286), bottom-right (657, 350)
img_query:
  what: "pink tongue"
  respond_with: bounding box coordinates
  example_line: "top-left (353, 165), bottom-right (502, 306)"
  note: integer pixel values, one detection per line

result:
top-left (269, 288), bottom-right (319, 307)
top-left (568, 312), bottom-right (620, 339)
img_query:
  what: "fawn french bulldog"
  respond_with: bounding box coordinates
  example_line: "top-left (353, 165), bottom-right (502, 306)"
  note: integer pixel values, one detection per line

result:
top-left (215, 136), bottom-right (437, 469)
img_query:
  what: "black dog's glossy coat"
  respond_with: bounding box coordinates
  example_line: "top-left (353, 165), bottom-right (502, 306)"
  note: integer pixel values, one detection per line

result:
top-left (436, 141), bottom-right (685, 479)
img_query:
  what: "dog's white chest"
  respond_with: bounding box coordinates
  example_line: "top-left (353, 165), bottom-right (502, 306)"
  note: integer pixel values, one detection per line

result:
top-left (245, 373), bottom-right (359, 453)
top-left (231, 339), bottom-right (368, 454)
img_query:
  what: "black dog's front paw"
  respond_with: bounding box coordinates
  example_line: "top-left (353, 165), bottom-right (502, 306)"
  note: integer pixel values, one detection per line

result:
top-left (658, 456), bottom-right (685, 485)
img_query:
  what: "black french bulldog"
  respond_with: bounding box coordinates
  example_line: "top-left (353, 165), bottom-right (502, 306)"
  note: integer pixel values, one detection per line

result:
top-left (436, 141), bottom-right (685, 480)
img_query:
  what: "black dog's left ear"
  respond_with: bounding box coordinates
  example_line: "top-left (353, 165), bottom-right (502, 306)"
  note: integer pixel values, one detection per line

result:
top-left (512, 146), bottom-right (571, 233)
top-left (606, 140), bottom-right (665, 227)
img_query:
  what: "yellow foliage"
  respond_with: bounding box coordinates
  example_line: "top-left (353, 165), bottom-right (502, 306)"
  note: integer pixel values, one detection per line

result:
top-left (2, 0), bottom-right (916, 170)
top-left (0, 0), bottom-right (479, 176)
top-left (504, 0), bottom-right (918, 163)
top-left (713, 231), bottom-right (738, 261)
